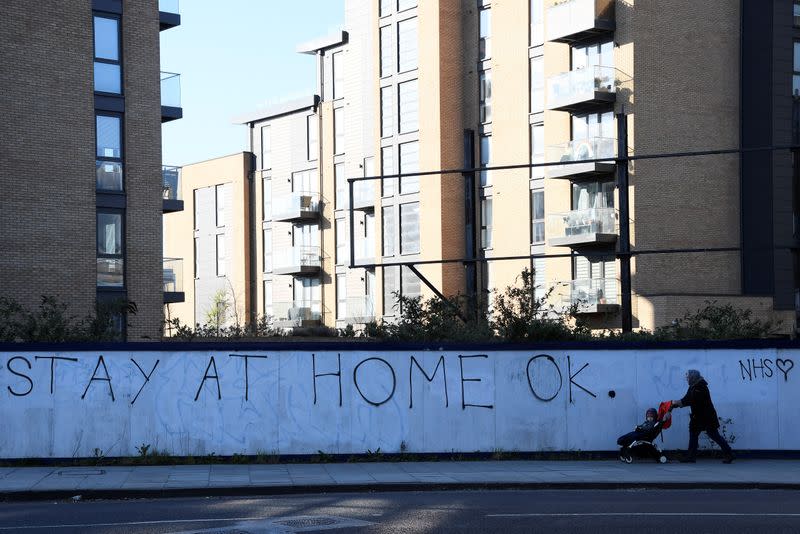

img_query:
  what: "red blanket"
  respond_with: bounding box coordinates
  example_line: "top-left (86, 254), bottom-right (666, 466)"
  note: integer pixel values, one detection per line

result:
top-left (658, 400), bottom-right (673, 429)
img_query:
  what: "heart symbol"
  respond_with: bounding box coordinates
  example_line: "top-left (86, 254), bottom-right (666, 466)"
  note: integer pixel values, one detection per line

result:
top-left (776, 359), bottom-right (794, 382)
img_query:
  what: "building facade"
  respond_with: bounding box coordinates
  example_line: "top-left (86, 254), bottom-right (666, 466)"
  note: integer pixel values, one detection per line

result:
top-left (1, 0), bottom-right (184, 339)
top-left (167, 0), bottom-right (800, 334)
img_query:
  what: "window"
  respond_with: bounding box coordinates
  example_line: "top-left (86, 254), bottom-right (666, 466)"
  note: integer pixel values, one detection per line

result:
top-left (382, 146), bottom-right (397, 196)
top-left (263, 228), bottom-right (272, 272)
top-left (97, 211), bottom-right (123, 287)
top-left (530, 123), bottom-right (544, 179)
top-left (479, 8), bottom-right (491, 61)
top-left (794, 41), bottom-right (800, 96)
top-left (531, 189), bottom-right (544, 244)
top-left (96, 114), bottom-right (123, 191)
top-left (215, 184), bottom-right (225, 227)
top-left (530, 56), bottom-right (544, 113)
top-left (572, 40), bottom-right (614, 69)
top-left (380, 26), bottom-right (393, 77)
top-left (93, 15), bottom-right (121, 94)
top-left (480, 134), bottom-right (491, 187)
top-left (332, 51), bottom-right (343, 99)
top-left (335, 163), bottom-right (347, 209)
top-left (795, 1), bottom-right (800, 27)
top-left (383, 265), bottom-right (399, 315)
top-left (400, 202), bottom-right (420, 254)
top-left (216, 234), bottom-right (226, 277)
top-left (398, 79), bottom-right (419, 133)
top-left (530, 0), bottom-right (544, 46)
top-left (380, 0), bottom-right (392, 17)
top-left (307, 115), bottom-right (318, 161)
top-left (263, 280), bottom-right (273, 317)
top-left (480, 70), bottom-right (492, 123)
top-left (401, 265), bottom-right (421, 299)
top-left (193, 189), bottom-right (200, 230)
top-left (337, 273), bottom-right (347, 319)
top-left (336, 219), bottom-right (346, 264)
top-left (397, 17), bottom-right (418, 73)
top-left (381, 86), bottom-right (394, 137)
top-left (532, 256), bottom-right (546, 302)
top-left (261, 125), bottom-right (271, 169)
top-left (382, 206), bottom-right (396, 256)
top-left (399, 141), bottom-right (419, 194)
top-left (398, 0), bottom-right (417, 11)
top-left (572, 181), bottom-right (615, 210)
top-left (481, 196), bottom-right (493, 249)
top-left (193, 237), bottom-right (199, 278)
top-left (262, 176), bottom-right (272, 220)
top-left (334, 107), bottom-right (344, 154)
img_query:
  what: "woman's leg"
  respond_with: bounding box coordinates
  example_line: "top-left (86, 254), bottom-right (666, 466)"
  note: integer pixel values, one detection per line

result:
top-left (705, 427), bottom-right (733, 456)
top-left (686, 428), bottom-right (700, 460)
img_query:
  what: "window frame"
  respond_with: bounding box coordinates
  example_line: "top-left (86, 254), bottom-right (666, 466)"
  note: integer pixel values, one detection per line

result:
top-left (95, 112), bottom-right (124, 192)
top-left (93, 13), bottom-right (122, 95)
top-left (96, 209), bottom-right (125, 288)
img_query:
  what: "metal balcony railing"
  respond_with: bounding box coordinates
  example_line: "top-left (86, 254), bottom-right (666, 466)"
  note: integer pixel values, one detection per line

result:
top-left (545, 137), bottom-right (616, 179)
top-left (546, 66), bottom-right (628, 112)
top-left (273, 246), bottom-right (321, 271)
top-left (548, 208), bottom-right (617, 246)
top-left (162, 166), bottom-right (181, 201)
top-left (272, 301), bottom-right (322, 323)
top-left (160, 72), bottom-right (181, 108)
top-left (546, 0), bottom-right (615, 43)
top-left (163, 257), bottom-right (183, 293)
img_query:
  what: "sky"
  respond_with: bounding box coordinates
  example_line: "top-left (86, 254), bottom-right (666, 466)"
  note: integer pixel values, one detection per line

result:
top-left (160, 0), bottom-right (344, 166)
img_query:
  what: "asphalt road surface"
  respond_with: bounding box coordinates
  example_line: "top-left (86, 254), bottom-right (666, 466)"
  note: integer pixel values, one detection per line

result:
top-left (0, 489), bottom-right (799, 533)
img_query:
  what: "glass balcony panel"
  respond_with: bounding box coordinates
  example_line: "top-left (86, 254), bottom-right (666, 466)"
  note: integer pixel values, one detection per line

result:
top-left (159, 0), bottom-right (180, 14)
top-left (345, 296), bottom-right (376, 321)
top-left (272, 191), bottom-right (321, 220)
top-left (96, 160), bottom-right (123, 191)
top-left (565, 278), bottom-right (618, 310)
top-left (272, 301), bottom-right (322, 323)
top-left (94, 62), bottom-right (121, 94)
top-left (546, 0), bottom-right (615, 43)
top-left (546, 66), bottom-right (628, 111)
top-left (547, 207), bottom-right (616, 245)
top-left (273, 246), bottom-right (321, 271)
top-left (545, 136), bottom-right (616, 178)
top-left (160, 72), bottom-right (181, 108)
top-left (162, 166), bottom-right (181, 200)
top-left (97, 258), bottom-right (124, 287)
top-left (163, 258), bottom-right (183, 293)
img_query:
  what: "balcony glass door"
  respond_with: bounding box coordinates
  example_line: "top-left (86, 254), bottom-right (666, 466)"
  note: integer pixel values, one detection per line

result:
top-left (293, 278), bottom-right (321, 315)
top-left (571, 40), bottom-right (613, 69)
top-left (572, 111), bottom-right (614, 140)
top-left (572, 181), bottom-right (614, 210)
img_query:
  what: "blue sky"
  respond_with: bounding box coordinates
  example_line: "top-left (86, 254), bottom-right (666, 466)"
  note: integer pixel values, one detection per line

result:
top-left (160, 0), bottom-right (344, 166)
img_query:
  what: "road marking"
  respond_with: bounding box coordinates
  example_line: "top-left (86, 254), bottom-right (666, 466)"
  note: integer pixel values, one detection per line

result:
top-left (0, 517), bottom-right (262, 530)
top-left (487, 513), bottom-right (800, 518)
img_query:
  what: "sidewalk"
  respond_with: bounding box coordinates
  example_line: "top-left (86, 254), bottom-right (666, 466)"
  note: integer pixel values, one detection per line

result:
top-left (1, 460), bottom-right (799, 500)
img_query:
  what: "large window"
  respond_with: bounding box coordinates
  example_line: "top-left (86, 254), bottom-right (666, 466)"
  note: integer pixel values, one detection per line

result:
top-left (307, 115), bottom-right (318, 161)
top-left (332, 51), bottom-right (343, 100)
top-left (572, 111), bottom-right (615, 141)
top-left (96, 114), bottom-right (123, 191)
top-left (530, 123), bottom-right (544, 179)
top-left (530, 56), bottom-right (544, 113)
top-left (216, 234), bottom-right (226, 277)
top-left (97, 211), bottom-right (123, 287)
top-left (380, 0), bottom-right (392, 17)
top-left (572, 40), bottom-right (614, 69)
top-left (380, 26), bottom-right (393, 78)
top-left (261, 125), bottom-right (271, 169)
top-left (397, 17), bottom-right (418, 73)
top-left (263, 280), bottom-right (273, 317)
top-left (337, 273), bottom-right (347, 319)
top-left (480, 70), bottom-right (492, 123)
top-left (479, 7), bottom-right (491, 61)
top-left (481, 196), bottom-right (493, 249)
top-left (398, 0), bottom-right (417, 11)
top-left (263, 228), bottom-right (272, 272)
top-left (531, 189), bottom-right (545, 244)
top-left (262, 176), bottom-right (272, 220)
top-left (480, 134), bottom-right (491, 187)
top-left (335, 163), bottom-right (347, 209)
top-left (93, 15), bottom-right (121, 94)
top-left (382, 146), bottom-right (397, 196)
top-left (383, 266), bottom-right (398, 315)
top-left (382, 206), bottom-right (396, 256)
top-left (334, 107), bottom-right (344, 155)
top-left (794, 41), bottom-right (800, 96)
top-left (398, 79), bottom-right (419, 133)
top-left (795, 1), bottom-right (800, 27)
top-left (400, 202), bottom-right (420, 254)
top-left (530, 0), bottom-right (544, 46)
top-left (399, 141), bottom-right (419, 194)
top-left (336, 219), bottom-right (346, 264)
top-left (215, 184), bottom-right (225, 227)
top-left (381, 86), bottom-right (394, 137)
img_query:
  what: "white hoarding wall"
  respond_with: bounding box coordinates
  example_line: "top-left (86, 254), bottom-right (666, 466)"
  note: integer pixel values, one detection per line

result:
top-left (0, 348), bottom-right (796, 458)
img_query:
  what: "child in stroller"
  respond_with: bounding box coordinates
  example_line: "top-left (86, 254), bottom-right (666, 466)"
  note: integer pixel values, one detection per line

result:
top-left (617, 404), bottom-right (672, 463)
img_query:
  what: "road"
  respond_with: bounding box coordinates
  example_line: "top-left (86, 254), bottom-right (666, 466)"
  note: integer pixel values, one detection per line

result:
top-left (0, 489), bottom-right (798, 533)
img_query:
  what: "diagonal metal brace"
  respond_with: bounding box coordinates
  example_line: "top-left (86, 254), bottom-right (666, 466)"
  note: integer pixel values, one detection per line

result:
top-left (406, 264), bottom-right (469, 323)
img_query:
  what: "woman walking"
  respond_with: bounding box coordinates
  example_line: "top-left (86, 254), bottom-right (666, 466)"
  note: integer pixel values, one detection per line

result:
top-left (671, 369), bottom-right (735, 463)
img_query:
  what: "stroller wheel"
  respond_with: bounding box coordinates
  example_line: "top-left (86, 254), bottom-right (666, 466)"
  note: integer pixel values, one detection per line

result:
top-left (659, 455), bottom-right (667, 464)
top-left (619, 452), bottom-right (633, 464)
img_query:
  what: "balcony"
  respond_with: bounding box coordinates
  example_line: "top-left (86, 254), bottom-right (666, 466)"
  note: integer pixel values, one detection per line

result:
top-left (163, 258), bottom-right (185, 303)
top-left (158, 0), bottom-right (181, 31)
top-left (161, 72), bottom-right (183, 122)
top-left (272, 192), bottom-right (321, 222)
top-left (343, 296), bottom-right (376, 323)
top-left (352, 182), bottom-right (376, 211)
top-left (273, 246), bottom-right (321, 276)
top-left (546, 0), bottom-right (615, 44)
top-left (162, 165), bottom-right (183, 213)
top-left (565, 278), bottom-right (619, 315)
top-left (272, 301), bottom-right (322, 328)
top-left (548, 208), bottom-right (617, 248)
top-left (545, 137), bottom-right (616, 180)
top-left (546, 66), bottom-right (628, 113)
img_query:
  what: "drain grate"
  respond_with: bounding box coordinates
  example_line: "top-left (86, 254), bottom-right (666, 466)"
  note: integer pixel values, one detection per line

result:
top-left (57, 469), bottom-right (106, 477)
top-left (274, 517), bottom-right (338, 528)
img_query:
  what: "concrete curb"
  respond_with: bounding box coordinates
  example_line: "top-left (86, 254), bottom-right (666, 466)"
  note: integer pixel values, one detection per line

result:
top-left (3, 481), bottom-right (800, 502)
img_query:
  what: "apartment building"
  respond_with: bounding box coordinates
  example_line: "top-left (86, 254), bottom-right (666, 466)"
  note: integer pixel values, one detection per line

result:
top-left (0, 0), bottom-right (184, 339)
top-left (166, 0), bottom-right (799, 334)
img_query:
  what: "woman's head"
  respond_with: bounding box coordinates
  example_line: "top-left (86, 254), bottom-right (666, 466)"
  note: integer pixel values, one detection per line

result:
top-left (685, 369), bottom-right (702, 385)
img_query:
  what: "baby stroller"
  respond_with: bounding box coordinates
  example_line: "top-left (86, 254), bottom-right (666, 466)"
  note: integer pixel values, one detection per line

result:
top-left (618, 402), bottom-right (672, 464)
